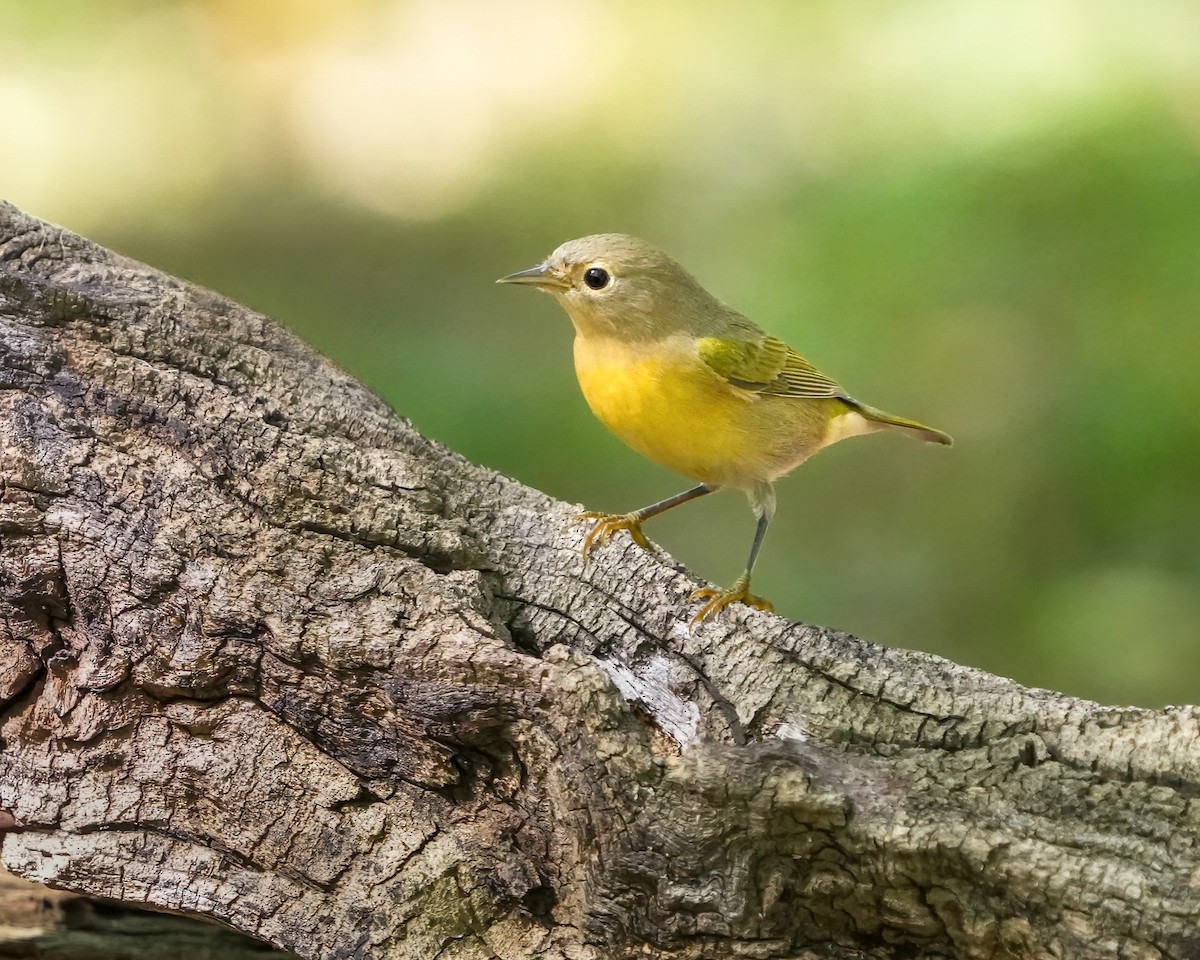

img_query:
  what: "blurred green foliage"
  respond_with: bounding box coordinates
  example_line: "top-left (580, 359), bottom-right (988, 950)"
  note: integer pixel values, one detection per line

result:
top-left (4, 0), bottom-right (1199, 705)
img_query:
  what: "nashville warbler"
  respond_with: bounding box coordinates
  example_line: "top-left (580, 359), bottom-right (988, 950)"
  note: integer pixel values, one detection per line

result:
top-left (499, 234), bottom-right (951, 625)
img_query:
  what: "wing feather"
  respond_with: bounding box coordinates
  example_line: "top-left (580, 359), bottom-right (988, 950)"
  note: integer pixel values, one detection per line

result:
top-left (697, 335), bottom-right (844, 399)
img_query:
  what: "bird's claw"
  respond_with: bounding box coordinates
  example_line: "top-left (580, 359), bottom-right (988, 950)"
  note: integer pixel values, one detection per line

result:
top-left (576, 511), bottom-right (651, 564)
top-left (689, 575), bottom-right (774, 625)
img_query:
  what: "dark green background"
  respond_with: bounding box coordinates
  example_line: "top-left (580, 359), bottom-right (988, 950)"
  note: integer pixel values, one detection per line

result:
top-left (5, 0), bottom-right (1198, 705)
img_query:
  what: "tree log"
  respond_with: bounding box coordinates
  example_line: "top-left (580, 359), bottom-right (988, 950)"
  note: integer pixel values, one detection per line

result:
top-left (0, 863), bottom-right (295, 959)
top-left (1, 201), bottom-right (1197, 960)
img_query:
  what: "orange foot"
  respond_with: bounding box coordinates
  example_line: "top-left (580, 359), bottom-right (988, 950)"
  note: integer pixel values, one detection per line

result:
top-left (689, 575), bottom-right (774, 625)
top-left (576, 511), bottom-right (651, 564)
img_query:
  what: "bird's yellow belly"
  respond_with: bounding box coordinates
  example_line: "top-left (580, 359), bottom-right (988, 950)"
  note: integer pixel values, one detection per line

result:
top-left (574, 337), bottom-right (824, 488)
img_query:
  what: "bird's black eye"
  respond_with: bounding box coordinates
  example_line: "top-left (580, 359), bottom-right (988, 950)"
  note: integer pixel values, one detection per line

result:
top-left (583, 266), bottom-right (610, 290)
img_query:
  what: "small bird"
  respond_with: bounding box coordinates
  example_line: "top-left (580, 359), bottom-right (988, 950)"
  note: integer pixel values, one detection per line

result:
top-left (498, 234), bottom-right (951, 624)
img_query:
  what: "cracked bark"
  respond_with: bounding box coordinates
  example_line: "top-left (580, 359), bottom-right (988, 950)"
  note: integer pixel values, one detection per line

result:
top-left (0, 200), bottom-right (1197, 960)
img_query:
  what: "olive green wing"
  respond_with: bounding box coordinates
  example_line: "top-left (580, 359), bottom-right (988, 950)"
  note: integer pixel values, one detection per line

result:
top-left (697, 335), bottom-right (846, 399)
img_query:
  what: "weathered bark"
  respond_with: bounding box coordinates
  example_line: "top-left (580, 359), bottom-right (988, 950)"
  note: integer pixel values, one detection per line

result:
top-left (0, 863), bottom-right (293, 959)
top-left (0, 201), bottom-right (1197, 960)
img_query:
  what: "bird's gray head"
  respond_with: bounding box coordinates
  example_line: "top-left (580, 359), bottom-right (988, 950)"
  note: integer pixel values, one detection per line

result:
top-left (498, 233), bottom-right (724, 339)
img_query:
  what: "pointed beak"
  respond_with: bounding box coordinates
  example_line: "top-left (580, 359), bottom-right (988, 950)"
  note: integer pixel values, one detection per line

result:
top-left (496, 262), bottom-right (568, 291)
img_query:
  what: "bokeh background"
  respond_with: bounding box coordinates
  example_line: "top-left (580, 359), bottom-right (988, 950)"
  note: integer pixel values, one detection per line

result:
top-left (4, 0), bottom-right (1198, 707)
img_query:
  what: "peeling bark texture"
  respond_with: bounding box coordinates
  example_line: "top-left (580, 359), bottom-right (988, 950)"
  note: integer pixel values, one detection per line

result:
top-left (0, 201), bottom-right (1198, 960)
top-left (0, 864), bottom-right (295, 959)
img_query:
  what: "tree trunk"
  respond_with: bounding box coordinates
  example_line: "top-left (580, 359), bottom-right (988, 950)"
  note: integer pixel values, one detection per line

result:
top-left (0, 201), bottom-right (1197, 960)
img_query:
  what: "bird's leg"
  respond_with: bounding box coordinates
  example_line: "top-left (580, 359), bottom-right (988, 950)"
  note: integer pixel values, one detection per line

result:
top-left (578, 483), bottom-right (714, 564)
top-left (690, 509), bottom-right (775, 624)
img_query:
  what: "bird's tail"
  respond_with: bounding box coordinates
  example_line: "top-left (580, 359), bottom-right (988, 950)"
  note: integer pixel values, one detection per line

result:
top-left (850, 401), bottom-right (953, 446)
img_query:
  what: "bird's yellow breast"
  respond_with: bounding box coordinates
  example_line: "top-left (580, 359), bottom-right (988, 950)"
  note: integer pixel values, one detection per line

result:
top-left (573, 335), bottom-right (835, 488)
